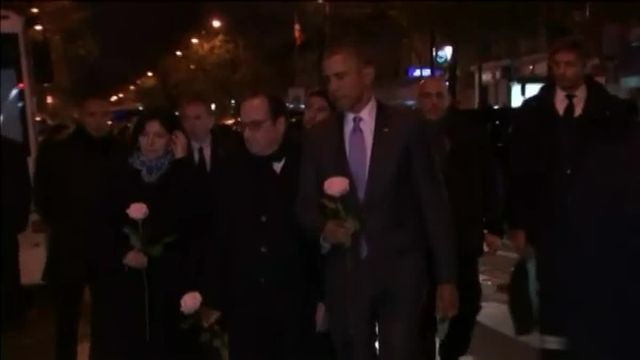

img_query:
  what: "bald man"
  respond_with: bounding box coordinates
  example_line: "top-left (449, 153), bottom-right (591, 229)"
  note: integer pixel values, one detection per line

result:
top-left (417, 77), bottom-right (504, 360)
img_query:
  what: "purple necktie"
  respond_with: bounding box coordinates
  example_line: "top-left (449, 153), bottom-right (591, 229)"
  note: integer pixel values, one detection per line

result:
top-left (347, 115), bottom-right (368, 258)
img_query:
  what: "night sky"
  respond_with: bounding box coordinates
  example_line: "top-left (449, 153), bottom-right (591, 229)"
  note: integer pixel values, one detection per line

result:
top-left (82, 2), bottom-right (295, 95)
top-left (85, 2), bottom-right (209, 93)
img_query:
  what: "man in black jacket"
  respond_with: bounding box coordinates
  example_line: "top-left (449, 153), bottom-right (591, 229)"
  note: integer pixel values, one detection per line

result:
top-left (417, 76), bottom-right (504, 360)
top-left (297, 42), bottom-right (457, 360)
top-left (33, 95), bottom-right (127, 360)
top-left (1, 136), bottom-right (32, 330)
top-left (201, 93), bottom-right (317, 360)
top-left (508, 37), bottom-right (639, 360)
top-left (178, 97), bottom-right (242, 285)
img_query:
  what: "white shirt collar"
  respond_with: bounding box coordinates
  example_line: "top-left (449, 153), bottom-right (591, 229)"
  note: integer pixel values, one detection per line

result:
top-left (555, 84), bottom-right (587, 102)
top-left (190, 136), bottom-right (212, 151)
top-left (346, 96), bottom-right (376, 125)
top-left (272, 158), bottom-right (286, 174)
top-left (555, 84), bottom-right (587, 117)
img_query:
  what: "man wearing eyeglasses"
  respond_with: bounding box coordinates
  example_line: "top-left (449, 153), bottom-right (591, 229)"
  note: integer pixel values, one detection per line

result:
top-left (198, 93), bottom-right (318, 360)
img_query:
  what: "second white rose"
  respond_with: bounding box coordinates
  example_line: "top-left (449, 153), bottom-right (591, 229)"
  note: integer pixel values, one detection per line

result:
top-left (180, 291), bottom-right (203, 315)
top-left (323, 176), bottom-right (350, 197)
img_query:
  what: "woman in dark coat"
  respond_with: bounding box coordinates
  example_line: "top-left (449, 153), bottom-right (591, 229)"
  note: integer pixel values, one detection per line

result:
top-left (111, 110), bottom-right (200, 360)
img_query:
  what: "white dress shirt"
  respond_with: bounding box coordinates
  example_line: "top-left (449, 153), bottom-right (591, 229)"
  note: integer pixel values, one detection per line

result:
top-left (344, 96), bottom-right (377, 178)
top-left (272, 158), bottom-right (286, 175)
top-left (320, 97), bottom-right (378, 254)
top-left (191, 138), bottom-right (212, 172)
top-left (554, 84), bottom-right (587, 118)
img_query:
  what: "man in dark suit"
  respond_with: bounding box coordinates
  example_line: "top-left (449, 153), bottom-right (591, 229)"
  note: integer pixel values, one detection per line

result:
top-left (1, 136), bottom-right (32, 330)
top-left (417, 77), bottom-right (504, 360)
top-left (178, 97), bottom-right (241, 280)
top-left (201, 93), bottom-right (317, 360)
top-left (33, 95), bottom-right (127, 360)
top-left (297, 42), bottom-right (458, 360)
top-left (179, 97), bottom-right (240, 180)
top-left (508, 37), bottom-right (639, 360)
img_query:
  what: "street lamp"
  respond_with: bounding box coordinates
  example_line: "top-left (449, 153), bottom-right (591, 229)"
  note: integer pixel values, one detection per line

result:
top-left (33, 24), bottom-right (43, 31)
top-left (118, 93), bottom-right (124, 98)
top-left (211, 19), bottom-right (222, 29)
top-left (146, 71), bottom-right (154, 77)
top-left (30, 8), bottom-right (39, 14)
top-left (129, 85), bottom-right (136, 90)
top-left (175, 50), bottom-right (183, 57)
top-left (191, 37), bottom-right (199, 44)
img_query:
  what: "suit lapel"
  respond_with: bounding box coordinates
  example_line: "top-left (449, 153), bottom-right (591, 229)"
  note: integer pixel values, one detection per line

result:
top-left (363, 102), bottom-right (392, 207)
top-left (186, 142), bottom-right (197, 167)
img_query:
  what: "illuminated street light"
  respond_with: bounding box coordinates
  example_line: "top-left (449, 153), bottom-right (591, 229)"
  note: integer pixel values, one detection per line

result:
top-left (175, 50), bottom-right (183, 57)
top-left (191, 37), bottom-right (199, 44)
top-left (110, 95), bottom-right (119, 102)
top-left (33, 24), bottom-right (44, 31)
top-left (46, 95), bottom-right (54, 104)
top-left (118, 93), bottom-right (124, 98)
top-left (129, 85), bottom-right (136, 90)
top-left (146, 71), bottom-right (154, 77)
top-left (30, 8), bottom-right (39, 14)
top-left (210, 103), bottom-right (216, 111)
top-left (190, 64), bottom-right (196, 70)
top-left (211, 19), bottom-right (222, 29)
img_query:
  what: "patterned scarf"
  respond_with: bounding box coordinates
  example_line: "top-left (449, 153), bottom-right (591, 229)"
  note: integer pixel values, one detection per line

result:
top-left (128, 151), bottom-right (173, 183)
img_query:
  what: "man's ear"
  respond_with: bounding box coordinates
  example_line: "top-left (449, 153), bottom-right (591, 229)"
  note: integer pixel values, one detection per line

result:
top-left (362, 65), bottom-right (375, 86)
top-left (276, 116), bottom-right (287, 133)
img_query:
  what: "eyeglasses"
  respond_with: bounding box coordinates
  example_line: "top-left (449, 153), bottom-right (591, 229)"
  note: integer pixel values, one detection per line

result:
top-left (418, 92), bottom-right (446, 100)
top-left (239, 118), bottom-right (271, 132)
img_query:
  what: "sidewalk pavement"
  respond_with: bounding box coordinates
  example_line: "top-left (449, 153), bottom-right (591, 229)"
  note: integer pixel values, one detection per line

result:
top-left (3, 237), bottom-right (538, 360)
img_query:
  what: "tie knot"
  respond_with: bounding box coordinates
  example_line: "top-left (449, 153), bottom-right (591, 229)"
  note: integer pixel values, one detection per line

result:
top-left (353, 116), bottom-right (363, 126)
top-left (566, 93), bottom-right (576, 103)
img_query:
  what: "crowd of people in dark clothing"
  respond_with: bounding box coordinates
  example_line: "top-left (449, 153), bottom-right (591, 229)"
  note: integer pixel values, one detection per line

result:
top-left (2, 36), bottom-right (639, 360)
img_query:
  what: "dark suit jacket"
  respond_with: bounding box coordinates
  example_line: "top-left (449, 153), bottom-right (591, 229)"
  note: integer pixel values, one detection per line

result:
top-left (203, 136), bottom-right (318, 321)
top-left (296, 100), bottom-right (456, 284)
top-left (426, 109), bottom-right (504, 257)
top-left (1, 136), bottom-right (31, 238)
top-left (184, 125), bottom-right (242, 180)
top-left (111, 156), bottom-right (200, 296)
top-left (184, 125), bottom-right (243, 285)
top-left (33, 126), bottom-right (128, 284)
top-left (507, 77), bottom-right (640, 353)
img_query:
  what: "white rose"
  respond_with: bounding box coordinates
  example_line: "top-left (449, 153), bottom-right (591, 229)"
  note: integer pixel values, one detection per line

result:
top-left (180, 291), bottom-right (203, 315)
top-left (323, 176), bottom-right (350, 197)
top-left (126, 202), bottom-right (149, 221)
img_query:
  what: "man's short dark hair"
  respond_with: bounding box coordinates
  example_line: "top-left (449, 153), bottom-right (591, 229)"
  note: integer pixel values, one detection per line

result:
top-left (323, 40), bottom-right (375, 67)
top-left (549, 36), bottom-right (590, 63)
top-left (75, 93), bottom-right (109, 108)
top-left (306, 88), bottom-right (336, 113)
top-left (178, 95), bottom-right (214, 116)
top-left (240, 92), bottom-right (287, 123)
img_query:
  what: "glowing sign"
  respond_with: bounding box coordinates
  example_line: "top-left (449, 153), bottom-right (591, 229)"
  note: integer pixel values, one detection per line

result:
top-left (407, 67), bottom-right (444, 79)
